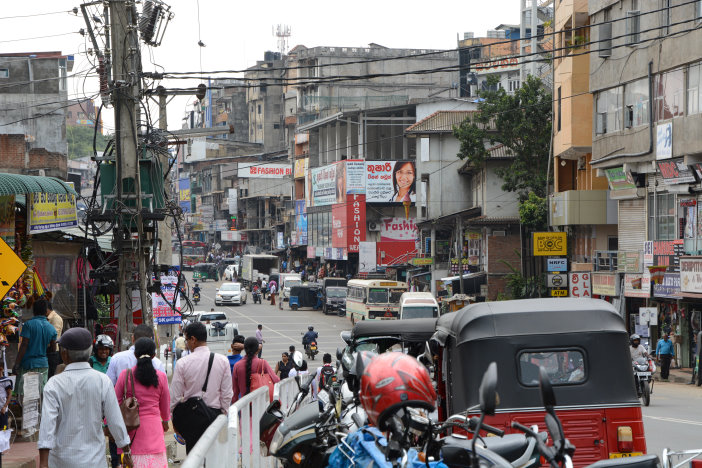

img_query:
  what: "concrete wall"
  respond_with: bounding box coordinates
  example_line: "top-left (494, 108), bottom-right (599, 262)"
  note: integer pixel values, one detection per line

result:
top-left (483, 161), bottom-right (520, 218)
top-left (421, 135), bottom-right (472, 220)
top-left (486, 231), bottom-right (521, 300)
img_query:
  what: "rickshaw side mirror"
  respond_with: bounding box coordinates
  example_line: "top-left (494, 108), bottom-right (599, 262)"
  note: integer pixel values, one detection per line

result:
top-left (538, 366), bottom-right (557, 410)
top-left (478, 362), bottom-right (498, 416)
top-left (336, 347), bottom-right (344, 361)
top-left (340, 331), bottom-right (352, 345)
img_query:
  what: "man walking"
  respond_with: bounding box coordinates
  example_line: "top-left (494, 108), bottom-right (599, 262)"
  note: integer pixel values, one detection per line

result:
top-left (175, 332), bottom-right (186, 360)
top-left (107, 324), bottom-right (165, 384)
top-left (656, 332), bottom-right (675, 381)
top-left (256, 324), bottom-right (265, 358)
top-left (171, 322), bottom-right (233, 453)
top-left (46, 301), bottom-right (63, 377)
top-left (13, 299), bottom-right (57, 396)
top-left (38, 328), bottom-right (132, 468)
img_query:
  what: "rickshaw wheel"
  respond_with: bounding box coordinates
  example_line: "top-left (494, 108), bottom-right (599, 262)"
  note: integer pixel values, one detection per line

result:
top-left (291, 304), bottom-right (298, 310)
top-left (642, 381), bottom-right (650, 406)
top-left (338, 309), bottom-right (345, 317)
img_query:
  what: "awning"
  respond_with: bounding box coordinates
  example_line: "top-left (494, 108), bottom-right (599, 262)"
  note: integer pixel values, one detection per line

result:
top-left (440, 271), bottom-right (486, 282)
top-left (0, 173), bottom-right (78, 196)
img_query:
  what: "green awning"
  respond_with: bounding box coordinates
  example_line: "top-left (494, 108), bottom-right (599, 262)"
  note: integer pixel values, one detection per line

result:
top-left (0, 173), bottom-right (78, 196)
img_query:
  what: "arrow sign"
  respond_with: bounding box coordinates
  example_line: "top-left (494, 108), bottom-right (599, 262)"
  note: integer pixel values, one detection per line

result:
top-left (0, 237), bottom-right (27, 301)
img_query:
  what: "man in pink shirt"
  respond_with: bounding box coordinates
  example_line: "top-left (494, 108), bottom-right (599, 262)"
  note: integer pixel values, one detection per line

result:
top-left (170, 322), bottom-right (233, 452)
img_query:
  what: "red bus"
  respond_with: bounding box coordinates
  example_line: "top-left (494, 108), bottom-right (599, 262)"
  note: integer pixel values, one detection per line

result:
top-left (180, 240), bottom-right (207, 268)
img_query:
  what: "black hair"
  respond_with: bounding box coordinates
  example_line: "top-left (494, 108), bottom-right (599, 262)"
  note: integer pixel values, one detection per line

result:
top-left (300, 360), bottom-right (308, 371)
top-left (232, 334), bottom-right (245, 345)
top-left (289, 345), bottom-right (295, 353)
top-left (391, 161), bottom-right (416, 200)
top-left (133, 324), bottom-right (154, 341)
top-left (178, 332), bottom-right (183, 337)
top-left (258, 324), bottom-right (263, 330)
top-left (133, 338), bottom-right (158, 388)
top-left (185, 322), bottom-right (207, 342)
top-left (33, 299), bottom-right (48, 317)
top-left (323, 353), bottom-right (332, 364)
top-left (244, 336), bottom-right (259, 394)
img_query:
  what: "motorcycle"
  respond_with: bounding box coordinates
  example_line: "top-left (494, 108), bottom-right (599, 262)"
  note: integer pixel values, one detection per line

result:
top-left (193, 290), bottom-right (201, 305)
top-left (633, 356), bottom-right (654, 406)
top-left (253, 288), bottom-right (262, 304)
top-left (306, 341), bottom-right (319, 360)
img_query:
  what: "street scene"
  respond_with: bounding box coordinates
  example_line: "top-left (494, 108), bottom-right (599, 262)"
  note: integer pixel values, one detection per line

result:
top-left (2, 0), bottom-right (702, 467)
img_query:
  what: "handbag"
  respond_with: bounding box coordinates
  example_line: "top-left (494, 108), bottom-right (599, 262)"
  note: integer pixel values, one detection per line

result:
top-left (250, 361), bottom-right (275, 401)
top-left (120, 368), bottom-right (140, 432)
top-left (172, 353), bottom-right (220, 437)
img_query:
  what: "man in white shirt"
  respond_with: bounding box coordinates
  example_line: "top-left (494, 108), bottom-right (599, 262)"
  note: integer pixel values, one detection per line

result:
top-left (106, 324), bottom-right (165, 385)
top-left (38, 328), bottom-right (132, 468)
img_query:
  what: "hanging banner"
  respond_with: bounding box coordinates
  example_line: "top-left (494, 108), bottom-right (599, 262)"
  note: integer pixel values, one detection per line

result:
top-left (0, 195), bottom-right (15, 249)
top-left (152, 275), bottom-right (182, 325)
top-left (359, 241), bottom-right (377, 273)
top-left (179, 178), bottom-right (191, 214)
top-left (293, 200), bottom-right (308, 246)
top-left (28, 190), bottom-right (78, 234)
top-left (365, 161), bottom-right (416, 203)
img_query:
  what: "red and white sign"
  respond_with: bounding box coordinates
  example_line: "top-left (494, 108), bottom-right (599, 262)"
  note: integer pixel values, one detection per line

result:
top-left (474, 57), bottom-right (519, 74)
top-left (332, 195), bottom-right (366, 252)
top-left (238, 163), bottom-right (292, 178)
top-left (220, 231), bottom-right (248, 242)
top-left (380, 217), bottom-right (417, 242)
top-left (569, 272), bottom-right (591, 298)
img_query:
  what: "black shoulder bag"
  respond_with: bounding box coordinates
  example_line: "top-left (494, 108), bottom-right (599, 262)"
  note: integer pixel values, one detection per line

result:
top-left (172, 353), bottom-right (221, 437)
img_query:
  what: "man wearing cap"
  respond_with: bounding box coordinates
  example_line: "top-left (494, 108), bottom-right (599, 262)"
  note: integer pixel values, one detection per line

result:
top-left (38, 328), bottom-right (132, 468)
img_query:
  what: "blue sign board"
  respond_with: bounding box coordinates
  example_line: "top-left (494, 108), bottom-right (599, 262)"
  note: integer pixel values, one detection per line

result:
top-left (547, 258), bottom-right (568, 272)
top-left (653, 272), bottom-right (681, 299)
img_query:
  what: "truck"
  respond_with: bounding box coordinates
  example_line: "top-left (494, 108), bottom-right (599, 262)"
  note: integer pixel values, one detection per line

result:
top-left (240, 254), bottom-right (280, 290)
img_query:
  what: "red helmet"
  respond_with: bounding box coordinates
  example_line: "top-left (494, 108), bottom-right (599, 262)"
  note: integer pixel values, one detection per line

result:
top-left (360, 352), bottom-right (436, 429)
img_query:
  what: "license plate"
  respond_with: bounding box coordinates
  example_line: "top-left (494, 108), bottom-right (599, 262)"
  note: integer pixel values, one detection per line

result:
top-left (637, 372), bottom-right (651, 377)
top-left (610, 453), bottom-right (643, 458)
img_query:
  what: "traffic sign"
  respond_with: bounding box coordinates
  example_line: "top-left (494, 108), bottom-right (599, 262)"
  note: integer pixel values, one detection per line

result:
top-left (547, 274), bottom-right (567, 288)
top-left (0, 237), bottom-right (27, 300)
top-left (550, 288), bottom-right (569, 297)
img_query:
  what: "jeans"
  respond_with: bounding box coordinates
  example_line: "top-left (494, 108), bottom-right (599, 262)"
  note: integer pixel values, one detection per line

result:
top-left (660, 354), bottom-right (673, 379)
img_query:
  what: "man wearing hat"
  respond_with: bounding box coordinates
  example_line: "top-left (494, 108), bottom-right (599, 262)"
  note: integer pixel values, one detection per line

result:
top-left (38, 328), bottom-right (132, 468)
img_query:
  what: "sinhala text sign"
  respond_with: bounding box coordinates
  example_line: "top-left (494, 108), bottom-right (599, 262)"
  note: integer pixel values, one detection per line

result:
top-left (28, 190), bottom-right (78, 234)
top-left (569, 272), bottom-right (591, 298)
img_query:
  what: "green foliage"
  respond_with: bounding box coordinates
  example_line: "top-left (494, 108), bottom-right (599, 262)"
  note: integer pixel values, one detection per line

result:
top-left (499, 252), bottom-right (546, 299)
top-left (519, 192), bottom-right (548, 231)
top-left (453, 75), bottom-right (552, 200)
top-left (67, 125), bottom-right (109, 160)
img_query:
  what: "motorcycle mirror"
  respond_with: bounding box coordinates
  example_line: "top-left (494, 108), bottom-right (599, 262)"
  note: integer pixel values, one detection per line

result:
top-left (544, 412), bottom-right (564, 445)
top-left (478, 362), bottom-right (499, 416)
top-left (336, 347), bottom-right (344, 361)
top-left (538, 367), bottom-right (557, 411)
top-left (340, 331), bottom-right (352, 345)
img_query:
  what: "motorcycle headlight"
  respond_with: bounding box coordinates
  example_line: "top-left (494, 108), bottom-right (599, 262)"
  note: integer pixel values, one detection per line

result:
top-left (269, 427), bottom-right (284, 455)
top-left (636, 365), bottom-right (648, 371)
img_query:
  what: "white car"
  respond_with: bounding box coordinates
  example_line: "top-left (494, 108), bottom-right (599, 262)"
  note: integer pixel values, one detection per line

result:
top-left (224, 264), bottom-right (238, 281)
top-left (215, 282), bottom-right (247, 306)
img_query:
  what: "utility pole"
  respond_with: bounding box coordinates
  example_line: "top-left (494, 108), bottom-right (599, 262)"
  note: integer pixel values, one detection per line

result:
top-left (157, 89), bottom-right (172, 267)
top-left (109, 0), bottom-right (152, 345)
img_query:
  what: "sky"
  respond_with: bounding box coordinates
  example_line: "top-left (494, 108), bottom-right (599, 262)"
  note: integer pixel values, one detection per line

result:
top-left (2, 0), bottom-right (519, 134)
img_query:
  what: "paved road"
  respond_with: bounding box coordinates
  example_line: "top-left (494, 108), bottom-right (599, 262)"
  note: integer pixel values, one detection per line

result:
top-left (643, 381), bottom-right (702, 456)
top-left (186, 272), bottom-right (352, 369)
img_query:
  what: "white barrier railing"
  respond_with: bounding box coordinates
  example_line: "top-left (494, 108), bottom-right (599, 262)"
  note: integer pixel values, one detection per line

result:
top-left (182, 377), bottom-right (304, 468)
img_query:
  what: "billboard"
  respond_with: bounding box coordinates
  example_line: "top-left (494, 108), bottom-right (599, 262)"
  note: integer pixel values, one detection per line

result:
top-left (309, 164), bottom-right (337, 206)
top-left (380, 217), bottom-right (417, 242)
top-left (238, 163), bottom-right (292, 178)
top-left (294, 158), bottom-right (308, 179)
top-left (152, 275), bottom-right (182, 325)
top-left (292, 200), bottom-right (308, 246)
top-left (29, 189), bottom-right (78, 234)
top-left (345, 160), bottom-right (366, 194)
top-left (179, 178), bottom-right (191, 213)
top-left (365, 161), bottom-right (416, 203)
top-left (332, 194), bottom-right (366, 252)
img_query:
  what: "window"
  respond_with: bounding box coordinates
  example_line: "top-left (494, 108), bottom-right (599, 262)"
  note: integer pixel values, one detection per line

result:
top-left (626, 7), bottom-right (641, 46)
top-left (697, 0), bottom-right (702, 19)
top-left (368, 288), bottom-right (389, 304)
top-left (0, 68), bottom-right (8, 78)
top-left (58, 59), bottom-right (67, 92)
top-left (688, 62), bottom-right (702, 115)
top-left (655, 69), bottom-right (684, 120)
top-left (648, 192), bottom-right (676, 240)
top-left (557, 87), bottom-right (562, 132)
top-left (508, 79), bottom-right (520, 93)
top-left (595, 87), bottom-right (622, 134)
top-left (661, 0), bottom-right (671, 36)
top-left (257, 104), bottom-right (261, 114)
top-left (624, 78), bottom-right (649, 127)
top-left (518, 349), bottom-right (586, 386)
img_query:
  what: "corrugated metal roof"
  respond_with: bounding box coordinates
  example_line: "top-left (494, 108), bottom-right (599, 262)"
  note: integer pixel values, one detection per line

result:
top-left (0, 173), bottom-right (77, 196)
top-left (405, 111), bottom-right (477, 134)
top-left (466, 216), bottom-right (520, 225)
top-left (485, 144), bottom-right (514, 159)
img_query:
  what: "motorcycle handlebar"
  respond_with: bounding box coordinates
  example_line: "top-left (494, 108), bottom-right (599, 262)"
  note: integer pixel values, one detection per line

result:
top-left (468, 417), bottom-right (504, 437)
top-left (511, 422), bottom-right (559, 468)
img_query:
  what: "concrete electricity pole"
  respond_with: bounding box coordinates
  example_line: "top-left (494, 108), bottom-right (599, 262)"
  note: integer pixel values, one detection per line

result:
top-left (109, 0), bottom-right (152, 344)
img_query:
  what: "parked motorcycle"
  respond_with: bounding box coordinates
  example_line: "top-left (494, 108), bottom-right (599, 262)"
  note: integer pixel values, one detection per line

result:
top-left (633, 356), bottom-right (654, 406)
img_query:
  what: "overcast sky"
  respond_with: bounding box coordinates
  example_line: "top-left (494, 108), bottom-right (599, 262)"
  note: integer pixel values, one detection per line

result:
top-left (3, 0), bottom-right (519, 134)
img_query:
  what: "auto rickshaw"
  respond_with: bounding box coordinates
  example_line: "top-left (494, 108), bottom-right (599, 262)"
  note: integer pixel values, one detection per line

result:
top-left (192, 262), bottom-right (219, 282)
top-left (288, 284), bottom-right (322, 310)
top-left (341, 317), bottom-right (437, 356)
top-left (431, 298), bottom-right (645, 467)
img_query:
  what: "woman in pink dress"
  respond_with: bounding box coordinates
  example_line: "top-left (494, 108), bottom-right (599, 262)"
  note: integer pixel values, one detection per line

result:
top-left (115, 337), bottom-right (171, 468)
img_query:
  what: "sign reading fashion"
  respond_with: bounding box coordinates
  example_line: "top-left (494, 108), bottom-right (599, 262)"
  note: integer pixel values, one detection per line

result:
top-left (365, 161), bottom-right (416, 203)
top-left (238, 163), bottom-right (292, 178)
top-left (680, 256), bottom-right (702, 294)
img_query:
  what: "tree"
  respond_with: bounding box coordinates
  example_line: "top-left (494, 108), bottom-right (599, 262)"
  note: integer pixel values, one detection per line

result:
top-left (67, 125), bottom-right (109, 159)
top-left (453, 75), bottom-right (552, 200)
top-left (519, 192), bottom-right (548, 231)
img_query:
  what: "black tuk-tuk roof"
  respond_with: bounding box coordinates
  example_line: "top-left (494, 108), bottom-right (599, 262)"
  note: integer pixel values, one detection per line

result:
top-left (351, 318), bottom-right (437, 343)
top-left (436, 298), bottom-right (625, 347)
top-left (193, 262), bottom-right (217, 268)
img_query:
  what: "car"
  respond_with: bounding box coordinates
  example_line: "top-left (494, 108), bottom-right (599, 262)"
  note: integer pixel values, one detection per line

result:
top-left (224, 264), bottom-right (238, 281)
top-left (215, 282), bottom-right (248, 306)
top-left (197, 311), bottom-right (228, 322)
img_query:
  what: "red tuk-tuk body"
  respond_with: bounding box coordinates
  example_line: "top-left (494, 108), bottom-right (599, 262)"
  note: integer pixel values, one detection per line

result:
top-left (432, 298), bottom-right (646, 467)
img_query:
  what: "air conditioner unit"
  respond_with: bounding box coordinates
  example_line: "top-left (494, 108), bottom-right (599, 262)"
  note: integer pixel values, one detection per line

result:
top-left (368, 221), bottom-right (381, 232)
top-left (492, 230), bottom-right (506, 237)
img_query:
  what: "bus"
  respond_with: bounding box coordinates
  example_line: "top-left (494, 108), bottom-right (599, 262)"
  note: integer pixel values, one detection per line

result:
top-left (181, 240), bottom-right (207, 269)
top-left (346, 279), bottom-right (409, 323)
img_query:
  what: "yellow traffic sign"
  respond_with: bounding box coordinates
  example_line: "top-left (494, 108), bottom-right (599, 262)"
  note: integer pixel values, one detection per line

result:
top-left (0, 237), bottom-right (27, 300)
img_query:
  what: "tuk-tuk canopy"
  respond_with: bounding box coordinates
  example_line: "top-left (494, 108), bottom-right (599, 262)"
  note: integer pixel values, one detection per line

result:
top-left (351, 318), bottom-right (437, 343)
top-left (193, 263), bottom-right (217, 270)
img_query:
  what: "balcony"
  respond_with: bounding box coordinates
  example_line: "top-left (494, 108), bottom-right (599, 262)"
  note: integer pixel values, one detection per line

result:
top-left (549, 190), bottom-right (615, 226)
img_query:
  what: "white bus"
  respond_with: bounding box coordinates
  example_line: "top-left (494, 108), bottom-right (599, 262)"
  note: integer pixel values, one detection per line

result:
top-left (346, 279), bottom-right (409, 322)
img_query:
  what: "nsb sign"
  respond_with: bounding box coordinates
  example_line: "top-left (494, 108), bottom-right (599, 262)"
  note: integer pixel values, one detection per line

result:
top-left (533, 232), bottom-right (567, 256)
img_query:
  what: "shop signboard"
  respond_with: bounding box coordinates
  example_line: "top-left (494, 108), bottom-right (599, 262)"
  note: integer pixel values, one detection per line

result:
top-left (277, 232), bottom-right (284, 249)
top-left (653, 272), bottom-right (682, 299)
top-left (604, 167), bottom-right (637, 191)
top-left (465, 231), bottom-right (482, 266)
top-left (152, 275), bottom-right (182, 325)
top-left (592, 273), bottom-right (619, 296)
top-left (365, 161), bottom-right (416, 203)
top-left (569, 272), bottom-right (591, 298)
top-left (359, 241), bottom-right (377, 273)
top-left (547, 258), bottom-right (568, 272)
top-left (28, 189), bottom-right (78, 234)
top-left (324, 247), bottom-right (346, 261)
top-left (238, 163), bottom-right (292, 178)
top-left (623, 273), bottom-right (651, 298)
top-left (532, 232), bottom-right (567, 256)
top-left (307, 246), bottom-right (316, 258)
top-left (681, 199), bottom-right (697, 239)
top-left (310, 164), bottom-right (337, 206)
top-left (293, 158), bottom-right (308, 179)
top-left (214, 220), bottom-right (228, 231)
top-left (680, 256), bottom-right (702, 294)
top-left (220, 231), bottom-right (247, 242)
top-left (345, 160), bottom-right (366, 194)
top-left (550, 288), bottom-right (568, 297)
top-left (410, 257), bottom-right (434, 266)
top-left (380, 217), bottom-right (417, 242)
top-left (547, 274), bottom-right (567, 288)
top-left (331, 194), bottom-right (366, 252)
top-left (617, 251), bottom-right (642, 273)
top-left (657, 158), bottom-right (695, 184)
top-left (293, 200), bottom-right (308, 246)
top-left (656, 122), bottom-right (673, 160)
top-left (0, 195), bottom-right (15, 249)
top-left (648, 239), bottom-right (684, 272)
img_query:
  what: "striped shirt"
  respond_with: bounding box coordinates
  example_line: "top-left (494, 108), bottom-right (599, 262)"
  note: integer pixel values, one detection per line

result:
top-left (38, 362), bottom-right (130, 468)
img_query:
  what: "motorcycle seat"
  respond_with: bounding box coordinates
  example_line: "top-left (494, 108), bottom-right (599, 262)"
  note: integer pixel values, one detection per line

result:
top-left (442, 433), bottom-right (531, 466)
top-left (587, 455), bottom-right (660, 468)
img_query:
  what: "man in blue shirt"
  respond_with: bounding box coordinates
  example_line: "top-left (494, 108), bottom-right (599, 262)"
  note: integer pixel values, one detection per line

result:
top-left (12, 298), bottom-right (57, 397)
top-left (655, 332), bottom-right (675, 381)
top-left (227, 335), bottom-right (245, 373)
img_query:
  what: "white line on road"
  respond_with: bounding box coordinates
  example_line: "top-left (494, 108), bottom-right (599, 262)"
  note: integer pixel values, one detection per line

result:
top-left (644, 415), bottom-right (702, 426)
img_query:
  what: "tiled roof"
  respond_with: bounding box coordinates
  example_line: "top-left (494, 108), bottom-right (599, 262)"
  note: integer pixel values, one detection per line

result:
top-left (405, 111), bottom-right (478, 134)
top-left (485, 144), bottom-right (515, 159)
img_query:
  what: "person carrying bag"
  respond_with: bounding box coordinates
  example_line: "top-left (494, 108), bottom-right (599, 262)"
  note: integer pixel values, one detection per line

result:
top-left (232, 337), bottom-right (279, 403)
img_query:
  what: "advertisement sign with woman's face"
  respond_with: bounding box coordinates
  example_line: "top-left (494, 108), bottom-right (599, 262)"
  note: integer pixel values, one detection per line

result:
top-left (365, 161), bottom-right (416, 203)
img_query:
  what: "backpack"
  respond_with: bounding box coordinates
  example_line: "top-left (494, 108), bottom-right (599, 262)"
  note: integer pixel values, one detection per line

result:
top-left (319, 364), bottom-right (336, 390)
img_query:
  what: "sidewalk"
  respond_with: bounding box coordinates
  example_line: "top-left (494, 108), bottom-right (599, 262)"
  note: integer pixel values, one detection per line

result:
top-left (655, 366), bottom-right (695, 384)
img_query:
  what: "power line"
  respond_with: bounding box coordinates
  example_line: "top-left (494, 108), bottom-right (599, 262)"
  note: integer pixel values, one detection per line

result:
top-left (0, 32), bottom-right (79, 44)
top-left (0, 9), bottom-right (76, 20)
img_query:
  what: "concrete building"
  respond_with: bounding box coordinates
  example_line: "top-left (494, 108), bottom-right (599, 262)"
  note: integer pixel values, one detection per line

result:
top-left (245, 52), bottom-right (286, 151)
top-left (0, 51), bottom-right (73, 179)
top-left (587, 0), bottom-right (702, 367)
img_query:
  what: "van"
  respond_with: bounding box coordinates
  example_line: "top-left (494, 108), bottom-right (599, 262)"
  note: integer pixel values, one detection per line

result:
top-left (399, 292), bottom-right (439, 320)
top-left (280, 273), bottom-right (302, 300)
